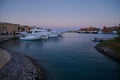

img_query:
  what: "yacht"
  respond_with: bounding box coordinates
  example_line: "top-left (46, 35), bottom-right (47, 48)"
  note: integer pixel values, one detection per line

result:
top-left (20, 28), bottom-right (48, 40)
top-left (20, 28), bottom-right (63, 40)
top-left (48, 30), bottom-right (62, 38)
top-left (48, 29), bottom-right (64, 37)
top-left (20, 35), bottom-right (41, 40)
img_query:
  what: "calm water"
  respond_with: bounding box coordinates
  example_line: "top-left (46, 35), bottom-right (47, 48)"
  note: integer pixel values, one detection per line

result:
top-left (2, 33), bottom-right (120, 80)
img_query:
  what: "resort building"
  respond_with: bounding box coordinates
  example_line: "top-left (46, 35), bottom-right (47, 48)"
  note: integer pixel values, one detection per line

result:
top-left (78, 26), bottom-right (99, 33)
top-left (102, 25), bottom-right (120, 34)
top-left (0, 22), bottom-right (31, 34)
top-left (0, 22), bottom-right (21, 34)
top-left (20, 25), bottom-right (32, 32)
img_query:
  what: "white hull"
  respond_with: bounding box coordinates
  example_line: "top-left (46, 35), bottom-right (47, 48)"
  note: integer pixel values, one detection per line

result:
top-left (49, 34), bottom-right (58, 38)
top-left (41, 35), bottom-right (49, 39)
top-left (20, 35), bottom-right (41, 40)
top-left (48, 31), bottom-right (63, 38)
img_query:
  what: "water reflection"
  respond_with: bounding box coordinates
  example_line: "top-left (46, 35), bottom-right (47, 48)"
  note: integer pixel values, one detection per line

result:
top-left (18, 37), bottom-right (64, 49)
top-left (20, 40), bottom-right (43, 49)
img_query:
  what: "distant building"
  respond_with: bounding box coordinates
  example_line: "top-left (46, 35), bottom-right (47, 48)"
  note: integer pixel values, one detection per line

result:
top-left (79, 26), bottom-right (99, 31)
top-left (102, 25), bottom-right (120, 34)
top-left (21, 25), bottom-right (32, 32)
top-left (78, 26), bottom-right (99, 33)
top-left (0, 22), bottom-right (31, 34)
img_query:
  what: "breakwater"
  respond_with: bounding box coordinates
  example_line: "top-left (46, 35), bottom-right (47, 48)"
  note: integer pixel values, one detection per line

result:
top-left (95, 45), bottom-right (120, 63)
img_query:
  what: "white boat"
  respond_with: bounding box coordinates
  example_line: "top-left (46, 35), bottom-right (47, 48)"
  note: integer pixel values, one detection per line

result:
top-left (47, 31), bottom-right (58, 38)
top-left (90, 31), bottom-right (98, 34)
top-left (47, 30), bottom-right (63, 38)
top-left (19, 28), bottom-right (63, 40)
top-left (20, 28), bottom-right (48, 40)
top-left (112, 31), bottom-right (117, 34)
top-left (57, 32), bottom-right (63, 37)
top-left (20, 35), bottom-right (41, 40)
top-left (91, 37), bottom-right (103, 42)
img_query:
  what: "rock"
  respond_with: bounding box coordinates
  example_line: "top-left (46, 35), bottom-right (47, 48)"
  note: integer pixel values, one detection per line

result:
top-left (95, 45), bottom-right (120, 62)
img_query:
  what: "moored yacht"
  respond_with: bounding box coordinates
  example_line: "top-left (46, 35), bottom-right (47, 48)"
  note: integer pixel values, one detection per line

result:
top-left (47, 29), bottom-right (63, 38)
top-left (20, 35), bottom-right (41, 40)
top-left (48, 30), bottom-right (61, 38)
top-left (19, 28), bottom-right (63, 40)
top-left (20, 28), bottom-right (48, 40)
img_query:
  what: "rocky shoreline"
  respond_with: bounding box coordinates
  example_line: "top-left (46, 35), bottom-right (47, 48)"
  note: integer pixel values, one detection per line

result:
top-left (95, 45), bottom-right (120, 63)
top-left (0, 36), bottom-right (47, 80)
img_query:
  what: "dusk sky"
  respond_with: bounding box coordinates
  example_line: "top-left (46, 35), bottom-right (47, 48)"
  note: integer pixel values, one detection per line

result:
top-left (0, 0), bottom-right (120, 30)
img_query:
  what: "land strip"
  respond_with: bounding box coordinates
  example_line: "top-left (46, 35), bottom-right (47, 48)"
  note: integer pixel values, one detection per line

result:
top-left (95, 37), bottom-right (120, 62)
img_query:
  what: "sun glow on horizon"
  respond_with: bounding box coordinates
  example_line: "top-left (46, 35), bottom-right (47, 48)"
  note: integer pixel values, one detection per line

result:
top-left (0, 0), bottom-right (120, 29)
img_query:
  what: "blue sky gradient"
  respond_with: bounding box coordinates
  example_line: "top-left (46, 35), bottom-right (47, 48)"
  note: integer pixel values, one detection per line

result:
top-left (0, 0), bottom-right (120, 30)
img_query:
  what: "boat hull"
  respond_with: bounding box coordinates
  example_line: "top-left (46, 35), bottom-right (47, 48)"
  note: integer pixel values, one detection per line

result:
top-left (20, 35), bottom-right (41, 40)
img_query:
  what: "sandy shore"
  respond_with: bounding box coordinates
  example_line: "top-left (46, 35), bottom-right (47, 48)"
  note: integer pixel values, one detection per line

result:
top-left (0, 35), bottom-right (47, 80)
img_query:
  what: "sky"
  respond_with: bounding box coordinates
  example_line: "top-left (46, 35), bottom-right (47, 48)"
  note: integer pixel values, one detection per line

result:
top-left (0, 0), bottom-right (120, 30)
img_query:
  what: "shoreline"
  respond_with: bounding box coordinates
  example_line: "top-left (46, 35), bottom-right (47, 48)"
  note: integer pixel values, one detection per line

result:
top-left (0, 36), bottom-right (47, 80)
top-left (0, 48), bottom-right (11, 69)
top-left (95, 45), bottom-right (120, 63)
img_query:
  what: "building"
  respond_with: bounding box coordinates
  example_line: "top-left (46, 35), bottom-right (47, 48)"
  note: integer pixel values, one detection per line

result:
top-left (78, 26), bottom-right (99, 33)
top-left (0, 22), bottom-right (21, 34)
top-left (20, 25), bottom-right (32, 32)
top-left (0, 22), bottom-right (31, 34)
top-left (102, 25), bottom-right (120, 34)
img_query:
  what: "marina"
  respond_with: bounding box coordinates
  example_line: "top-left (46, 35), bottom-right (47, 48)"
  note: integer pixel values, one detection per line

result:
top-left (0, 0), bottom-right (120, 80)
top-left (1, 33), bottom-right (120, 80)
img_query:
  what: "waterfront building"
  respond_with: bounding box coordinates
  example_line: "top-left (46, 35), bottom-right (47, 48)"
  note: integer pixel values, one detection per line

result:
top-left (0, 22), bottom-right (21, 34)
top-left (78, 26), bottom-right (99, 33)
top-left (0, 22), bottom-right (31, 34)
top-left (102, 25), bottom-right (120, 34)
top-left (20, 25), bottom-right (32, 32)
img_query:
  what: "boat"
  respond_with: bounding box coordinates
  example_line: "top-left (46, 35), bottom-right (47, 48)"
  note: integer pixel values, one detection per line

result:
top-left (91, 37), bottom-right (103, 42)
top-left (90, 31), bottom-right (98, 34)
top-left (20, 28), bottom-right (48, 40)
top-left (48, 31), bottom-right (60, 38)
top-left (57, 32), bottom-right (64, 37)
top-left (47, 29), bottom-right (63, 38)
top-left (19, 28), bottom-right (63, 40)
top-left (20, 35), bottom-right (41, 40)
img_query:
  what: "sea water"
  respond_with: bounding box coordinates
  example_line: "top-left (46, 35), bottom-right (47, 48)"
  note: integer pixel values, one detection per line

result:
top-left (2, 33), bottom-right (120, 80)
